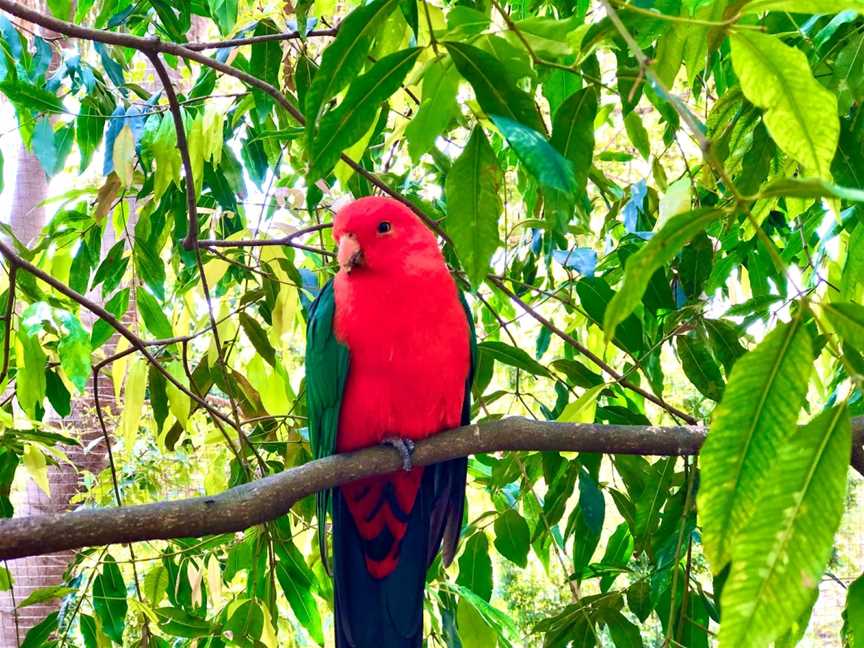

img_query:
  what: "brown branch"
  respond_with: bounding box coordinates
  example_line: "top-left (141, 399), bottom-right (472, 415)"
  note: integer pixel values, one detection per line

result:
top-left (197, 222), bottom-right (333, 249)
top-left (0, 263), bottom-right (16, 385)
top-left (0, 416), bottom-right (861, 560)
top-left (488, 275), bottom-right (699, 425)
top-left (145, 52), bottom-right (200, 252)
top-left (184, 27), bottom-right (338, 51)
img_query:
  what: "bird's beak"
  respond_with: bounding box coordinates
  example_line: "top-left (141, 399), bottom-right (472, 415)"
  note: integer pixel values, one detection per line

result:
top-left (338, 233), bottom-right (363, 273)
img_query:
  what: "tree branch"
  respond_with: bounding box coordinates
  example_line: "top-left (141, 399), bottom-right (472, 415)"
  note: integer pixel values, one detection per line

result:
top-left (0, 416), bottom-right (861, 560)
top-left (184, 27), bottom-right (338, 51)
top-left (145, 51), bottom-right (200, 252)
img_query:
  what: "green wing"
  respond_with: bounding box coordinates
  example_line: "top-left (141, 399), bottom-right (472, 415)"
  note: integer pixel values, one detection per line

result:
top-left (305, 279), bottom-right (350, 568)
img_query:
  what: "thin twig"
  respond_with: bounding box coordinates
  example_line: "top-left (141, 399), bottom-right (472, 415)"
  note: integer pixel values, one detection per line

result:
top-left (0, 264), bottom-right (16, 385)
top-left (489, 275), bottom-right (698, 425)
top-left (184, 27), bottom-right (338, 51)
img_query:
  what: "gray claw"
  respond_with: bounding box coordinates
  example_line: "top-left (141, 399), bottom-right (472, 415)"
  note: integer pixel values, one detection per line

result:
top-left (382, 436), bottom-right (416, 471)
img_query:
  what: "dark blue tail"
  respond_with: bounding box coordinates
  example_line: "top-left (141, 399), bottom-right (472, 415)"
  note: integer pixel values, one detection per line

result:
top-left (333, 458), bottom-right (466, 648)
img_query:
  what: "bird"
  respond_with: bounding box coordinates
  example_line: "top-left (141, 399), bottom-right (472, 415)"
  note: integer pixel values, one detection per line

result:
top-left (304, 195), bottom-right (476, 648)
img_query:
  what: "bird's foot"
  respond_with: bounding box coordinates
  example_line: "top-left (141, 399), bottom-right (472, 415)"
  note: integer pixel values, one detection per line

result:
top-left (382, 436), bottom-right (416, 471)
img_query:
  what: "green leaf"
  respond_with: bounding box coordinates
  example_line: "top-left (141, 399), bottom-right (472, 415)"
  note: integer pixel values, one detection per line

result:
top-left (718, 405), bottom-right (851, 646)
top-left (113, 124), bottom-right (136, 187)
top-left (148, 363), bottom-right (169, 434)
top-left (304, 0), bottom-right (397, 123)
top-left (93, 555), bottom-right (127, 644)
top-left (46, 0), bottom-right (71, 19)
top-left (697, 318), bottom-right (813, 572)
top-left (250, 19), bottom-right (281, 90)
top-left (550, 87), bottom-right (598, 196)
top-left (69, 242), bottom-right (92, 295)
top-left (56, 311), bottom-right (91, 392)
top-left (240, 312), bottom-right (277, 366)
top-left (843, 573), bottom-right (864, 647)
top-left (822, 301), bottom-right (864, 351)
top-left (703, 318), bottom-right (746, 374)
top-left (92, 288), bottom-right (129, 349)
top-left (0, 80), bottom-right (65, 114)
top-left (457, 596), bottom-right (498, 648)
top-left (444, 41), bottom-right (544, 133)
top-left (457, 532), bottom-right (493, 601)
top-left (677, 332), bottom-right (724, 401)
top-left (623, 111), bottom-right (650, 160)
top-left (757, 176), bottom-right (864, 202)
top-left (16, 328), bottom-right (47, 418)
top-left (20, 611), bottom-right (58, 648)
top-left (444, 127), bottom-right (502, 288)
top-left (17, 584), bottom-right (74, 607)
top-left (604, 208), bottom-right (724, 340)
top-left (730, 31), bottom-right (839, 178)
top-left (405, 55), bottom-right (460, 162)
top-left (0, 566), bottom-right (11, 591)
top-left (275, 549), bottom-right (324, 644)
top-left (136, 287), bottom-right (174, 339)
top-left (490, 114), bottom-right (576, 195)
top-left (155, 607), bottom-right (214, 638)
top-left (309, 47), bottom-right (420, 180)
top-left (143, 564), bottom-right (169, 606)
top-left (207, 0), bottom-right (237, 34)
top-left (841, 223), bottom-right (864, 301)
top-left (478, 340), bottom-right (551, 378)
top-left (603, 609), bottom-right (644, 648)
top-left (493, 509), bottom-right (530, 567)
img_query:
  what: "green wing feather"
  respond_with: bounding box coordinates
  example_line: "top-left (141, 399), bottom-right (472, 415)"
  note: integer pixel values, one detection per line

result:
top-left (305, 279), bottom-right (350, 569)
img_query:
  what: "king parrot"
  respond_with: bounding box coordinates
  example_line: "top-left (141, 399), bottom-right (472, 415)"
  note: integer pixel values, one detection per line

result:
top-left (305, 196), bottom-right (476, 648)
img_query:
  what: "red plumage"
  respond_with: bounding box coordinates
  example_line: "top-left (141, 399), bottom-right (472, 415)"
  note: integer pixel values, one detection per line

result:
top-left (332, 196), bottom-right (471, 578)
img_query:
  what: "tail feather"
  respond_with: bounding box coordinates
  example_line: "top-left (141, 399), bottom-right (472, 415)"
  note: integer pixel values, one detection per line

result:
top-left (333, 461), bottom-right (465, 648)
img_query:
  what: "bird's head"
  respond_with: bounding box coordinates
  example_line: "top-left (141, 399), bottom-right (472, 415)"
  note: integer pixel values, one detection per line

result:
top-left (332, 196), bottom-right (440, 276)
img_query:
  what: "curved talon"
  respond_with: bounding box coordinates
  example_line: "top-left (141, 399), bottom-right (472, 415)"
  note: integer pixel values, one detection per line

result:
top-left (382, 436), bottom-right (416, 471)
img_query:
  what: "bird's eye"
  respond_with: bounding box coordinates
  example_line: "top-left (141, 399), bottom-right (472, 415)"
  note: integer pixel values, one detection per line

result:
top-left (377, 221), bottom-right (392, 234)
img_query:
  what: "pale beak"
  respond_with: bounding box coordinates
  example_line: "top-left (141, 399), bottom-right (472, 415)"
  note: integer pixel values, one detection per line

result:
top-left (338, 233), bottom-right (363, 273)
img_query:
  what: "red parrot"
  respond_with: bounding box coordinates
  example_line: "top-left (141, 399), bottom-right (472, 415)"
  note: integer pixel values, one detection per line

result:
top-left (305, 196), bottom-right (475, 647)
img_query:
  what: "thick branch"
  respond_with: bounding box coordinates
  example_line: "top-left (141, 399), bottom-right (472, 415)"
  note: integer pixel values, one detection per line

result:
top-left (0, 417), bottom-right (862, 560)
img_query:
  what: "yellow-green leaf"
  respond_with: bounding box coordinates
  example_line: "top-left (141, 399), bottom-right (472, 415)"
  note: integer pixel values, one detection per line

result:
top-left (698, 318), bottom-right (813, 572)
top-left (718, 405), bottom-right (850, 647)
top-left (112, 125), bottom-right (136, 187)
top-left (730, 31), bottom-right (839, 178)
top-left (22, 444), bottom-right (49, 497)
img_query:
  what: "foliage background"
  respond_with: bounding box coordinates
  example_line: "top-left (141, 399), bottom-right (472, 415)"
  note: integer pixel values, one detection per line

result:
top-left (0, 0), bottom-right (860, 646)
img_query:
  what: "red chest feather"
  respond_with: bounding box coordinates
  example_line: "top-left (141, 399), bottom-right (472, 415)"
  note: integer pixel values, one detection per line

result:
top-left (333, 265), bottom-right (470, 451)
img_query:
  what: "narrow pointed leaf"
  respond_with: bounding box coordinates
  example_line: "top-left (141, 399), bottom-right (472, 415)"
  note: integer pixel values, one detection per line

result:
top-left (718, 405), bottom-right (851, 647)
top-left (822, 301), bottom-right (864, 351)
top-left (444, 127), bottom-right (502, 287)
top-left (697, 318), bottom-right (813, 572)
top-left (304, 0), bottom-right (397, 123)
top-left (309, 47), bottom-right (420, 180)
top-left (730, 31), bottom-right (839, 178)
top-left (444, 41), bottom-right (544, 133)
